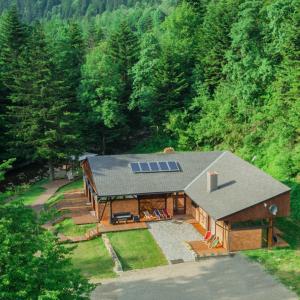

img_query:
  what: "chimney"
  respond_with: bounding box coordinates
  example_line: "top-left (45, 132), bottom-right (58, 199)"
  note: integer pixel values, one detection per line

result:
top-left (207, 171), bottom-right (218, 192)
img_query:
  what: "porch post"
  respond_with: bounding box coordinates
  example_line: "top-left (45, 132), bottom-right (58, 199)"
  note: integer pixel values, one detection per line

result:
top-left (267, 218), bottom-right (273, 248)
top-left (110, 198), bottom-right (113, 224)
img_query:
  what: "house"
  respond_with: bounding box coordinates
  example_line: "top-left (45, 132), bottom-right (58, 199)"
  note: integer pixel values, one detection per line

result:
top-left (81, 150), bottom-right (290, 252)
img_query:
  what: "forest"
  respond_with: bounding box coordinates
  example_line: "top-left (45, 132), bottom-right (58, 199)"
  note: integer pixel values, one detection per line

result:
top-left (0, 0), bottom-right (299, 182)
top-left (0, 1), bottom-right (299, 298)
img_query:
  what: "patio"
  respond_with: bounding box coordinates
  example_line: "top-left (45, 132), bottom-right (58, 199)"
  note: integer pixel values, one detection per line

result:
top-left (147, 219), bottom-right (202, 263)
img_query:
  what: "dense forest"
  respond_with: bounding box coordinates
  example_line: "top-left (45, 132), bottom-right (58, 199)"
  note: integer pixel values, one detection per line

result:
top-left (0, 0), bottom-right (171, 21)
top-left (0, 0), bottom-right (299, 185)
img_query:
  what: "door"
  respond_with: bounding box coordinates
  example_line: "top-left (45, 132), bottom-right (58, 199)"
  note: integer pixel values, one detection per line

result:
top-left (173, 193), bottom-right (186, 214)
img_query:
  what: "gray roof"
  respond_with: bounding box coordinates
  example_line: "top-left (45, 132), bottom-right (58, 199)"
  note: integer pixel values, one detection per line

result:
top-left (87, 151), bottom-right (290, 219)
top-left (87, 151), bottom-right (222, 196)
top-left (185, 151), bottom-right (290, 219)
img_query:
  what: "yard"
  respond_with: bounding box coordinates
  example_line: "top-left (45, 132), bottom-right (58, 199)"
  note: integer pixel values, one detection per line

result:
top-left (0, 179), bottom-right (48, 205)
top-left (55, 218), bottom-right (96, 237)
top-left (107, 229), bottom-right (168, 271)
top-left (244, 181), bottom-right (300, 297)
top-left (66, 238), bottom-right (116, 281)
top-left (47, 178), bottom-right (83, 206)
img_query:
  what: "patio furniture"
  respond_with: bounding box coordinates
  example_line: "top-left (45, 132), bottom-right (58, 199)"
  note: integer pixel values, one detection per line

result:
top-left (143, 210), bottom-right (152, 220)
top-left (111, 212), bottom-right (132, 224)
top-left (205, 234), bottom-right (215, 245)
top-left (153, 209), bottom-right (161, 219)
top-left (133, 215), bottom-right (140, 222)
top-left (163, 209), bottom-right (170, 219)
top-left (159, 209), bottom-right (167, 218)
top-left (204, 231), bottom-right (212, 241)
top-left (209, 237), bottom-right (220, 249)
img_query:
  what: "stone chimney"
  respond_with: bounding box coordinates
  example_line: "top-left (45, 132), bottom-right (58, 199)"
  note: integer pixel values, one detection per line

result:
top-left (207, 171), bottom-right (218, 192)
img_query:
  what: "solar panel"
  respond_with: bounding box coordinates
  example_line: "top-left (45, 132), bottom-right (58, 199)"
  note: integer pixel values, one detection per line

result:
top-left (167, 161), bottom-right (180, 171)
top-left (130, 161), bottom-right (182, 173)
top-left (159, 161), bottom-right (169, 171)
top-left (130, 162), bottom-right (141, 173)
top-left (149, 162), bottom-right (159, 171)
top-left (140, 162), bottom-right (150, 172)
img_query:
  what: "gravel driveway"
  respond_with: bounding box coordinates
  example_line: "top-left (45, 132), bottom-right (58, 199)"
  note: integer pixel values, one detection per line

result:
top-left (91, 255), bottom-right (298, 300)
top-left (147, 220), bottom-right (203, 262)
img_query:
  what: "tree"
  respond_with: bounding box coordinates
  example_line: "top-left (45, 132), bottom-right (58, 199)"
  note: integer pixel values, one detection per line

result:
top-left (0, 199), bottom-right (94, 300)
top-left (196, 0), bottom-right (242, 94)
top-left (0, 158), bottom-right (15, 182)
top-left (0, 6), bottom-right (27, 161)
top-left (108, 20), bottom-right (139, 106)
top-left (8, 23), bottom-right (81, 180)
top-left (130, 32), bottom-right (162, 126)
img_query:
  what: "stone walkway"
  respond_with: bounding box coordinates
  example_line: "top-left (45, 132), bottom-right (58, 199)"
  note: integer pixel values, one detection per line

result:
top-left (147, 220), bottom-right (203, 263)
top-left (30, 179), bottom-right (69, 213)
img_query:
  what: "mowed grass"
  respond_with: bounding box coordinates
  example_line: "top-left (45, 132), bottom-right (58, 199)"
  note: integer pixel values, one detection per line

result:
top-left (47, 179), bottom-right (83, 206)
top-left (55, 218), bottom-right (96, 237)
top-left (244, 218), bottom-right (300, 296)
top-left (66, 238), bottom-right (116, 281)
top-left (107, 229), bottom-right (168, 271)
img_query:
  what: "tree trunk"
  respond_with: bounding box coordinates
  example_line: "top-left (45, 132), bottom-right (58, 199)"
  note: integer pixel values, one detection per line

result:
top-left (49, 161), bottom-right (55, 181)
top-left (102, 134), bottom-right (106, 155)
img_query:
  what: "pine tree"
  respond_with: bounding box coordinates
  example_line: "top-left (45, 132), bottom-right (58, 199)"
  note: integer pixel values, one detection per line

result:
top-left (108, 20), bottom-right (139, 106)
top-left (8, 23), bottom-right (81, 180)
top-left (0, 6), bottom-right (27, 161)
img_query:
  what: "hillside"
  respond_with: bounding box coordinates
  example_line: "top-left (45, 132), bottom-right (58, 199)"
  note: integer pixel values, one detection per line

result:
top-left (0, 0), bottom-right (168, 21)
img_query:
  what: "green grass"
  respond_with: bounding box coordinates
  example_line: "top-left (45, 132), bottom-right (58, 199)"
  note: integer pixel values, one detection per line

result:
top-left (56, 178), bottom-right (83, 193)
top-left (55, 218), bottom-right (96, 237)
top-left (67, 238), bottom-right (116, 281)
top-left (107, 229), bottom-right (168, 271)
top-left (9, 179), bottom-right (48, 205)
top-left (47, 179), bottom-right (83, 206)
top-left (244, 180), bottom-right (300, 297)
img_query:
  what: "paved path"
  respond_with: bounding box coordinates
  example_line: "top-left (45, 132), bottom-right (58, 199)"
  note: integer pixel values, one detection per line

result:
top-left (91, 254), bottom-right (298, 300)
top-left (30, 179), bottom-right (69, 213)
top-left (147, 220), bottom-right (202, 262)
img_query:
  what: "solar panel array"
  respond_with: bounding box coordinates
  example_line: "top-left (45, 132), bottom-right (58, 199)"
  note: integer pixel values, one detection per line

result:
top-left (130, 161), bottom-right (181, 173)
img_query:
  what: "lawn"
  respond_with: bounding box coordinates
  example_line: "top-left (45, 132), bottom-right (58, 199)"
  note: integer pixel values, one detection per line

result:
top-left (5, 179), bottom-right (48, 205)
top-left (107, 229), bottom-right (168, 271)
top-left (67, 238), bottom-right (116, 281)
top-left (244, 180), bottom-right (300, 297)
top-left (244, 218), bottom-right (300, 296)
top-left (55, 218), bottom-right (96, 237)
top-left (47, 178), bottom-right (83, 206)
top-left (56, 178), bottom-right (83, 193)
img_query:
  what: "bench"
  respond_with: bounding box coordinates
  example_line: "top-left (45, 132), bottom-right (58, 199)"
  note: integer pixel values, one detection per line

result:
top-left (111, 212), bottom-right (132, 224)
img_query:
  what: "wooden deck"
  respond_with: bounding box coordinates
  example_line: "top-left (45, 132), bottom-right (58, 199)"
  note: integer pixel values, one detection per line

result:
top-left (188, 240), bottom-right (228, 257)
top-left (99, 221), bottom-right (148, 233)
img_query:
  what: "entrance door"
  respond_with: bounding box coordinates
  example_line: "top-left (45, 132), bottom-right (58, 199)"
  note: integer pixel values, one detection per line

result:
top-left (173, 193), bottom-right (186, 214)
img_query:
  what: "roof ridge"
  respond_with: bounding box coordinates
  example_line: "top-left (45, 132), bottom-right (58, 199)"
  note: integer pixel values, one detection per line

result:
top-left (184, 151), bottom-right (228, 191)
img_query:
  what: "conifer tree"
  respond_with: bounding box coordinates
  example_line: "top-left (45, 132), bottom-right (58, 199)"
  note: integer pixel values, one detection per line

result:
top-left (8, 23), bottom-right (81, 180)
top-left (0, 6), bottom-right (27, 161)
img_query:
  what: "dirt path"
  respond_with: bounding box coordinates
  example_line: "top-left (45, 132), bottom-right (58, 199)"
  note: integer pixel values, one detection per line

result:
top-left (30, 179), bottom-right (69, 213)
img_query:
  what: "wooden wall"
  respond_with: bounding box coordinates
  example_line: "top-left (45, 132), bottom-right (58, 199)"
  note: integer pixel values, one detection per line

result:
top-left (221, 192), bottom-right (290, 223)
top-left (229, 228), bottom-right (262, 251)
top-left (112, 199), bottom-right (139, 215)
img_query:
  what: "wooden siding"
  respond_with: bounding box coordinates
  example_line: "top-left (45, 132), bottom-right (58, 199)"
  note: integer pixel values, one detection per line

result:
top-left (221, 192), bottom-right (290, 223)
top-left (112, 199), bottom-right (139, 215)
top-left (229, 228), bottom-right (262, 251)
top-left (81, 160), bottom-right (97, 192)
